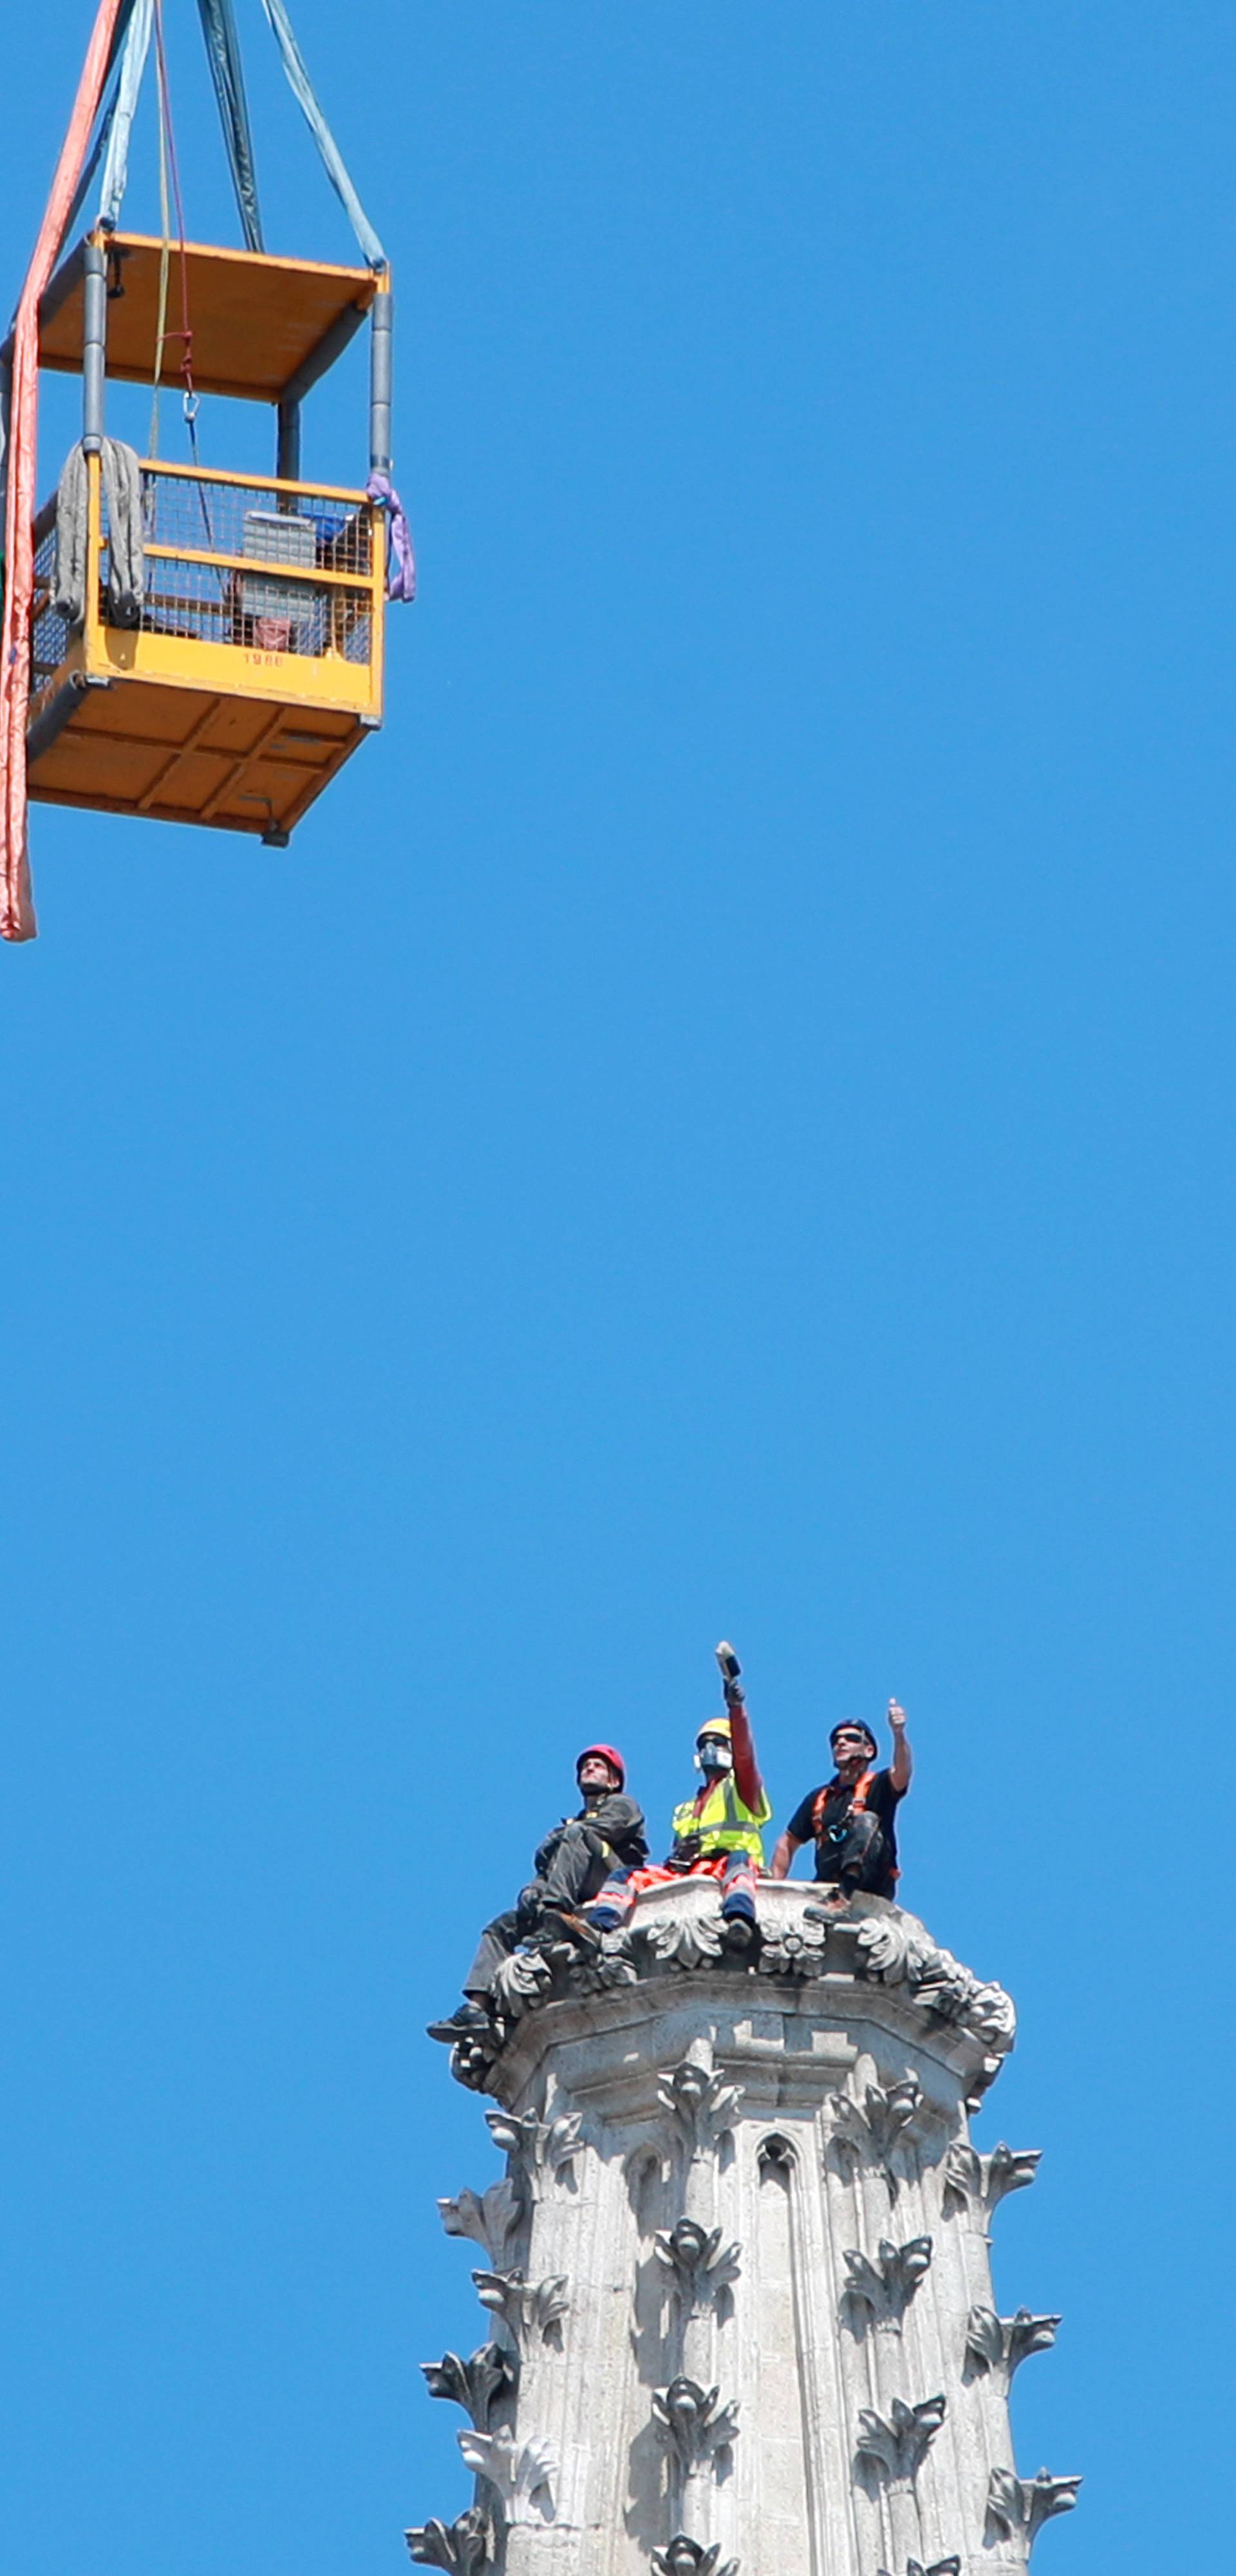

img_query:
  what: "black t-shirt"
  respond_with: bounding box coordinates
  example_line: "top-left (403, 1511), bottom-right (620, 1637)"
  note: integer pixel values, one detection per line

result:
top-left (787, 1768), bottom-right (904, 1893)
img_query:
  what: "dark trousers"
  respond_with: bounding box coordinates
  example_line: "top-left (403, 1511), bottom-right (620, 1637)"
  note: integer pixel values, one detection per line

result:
top-left (464, 1820), bottom-right (611, 1998)
top-left (818, 1809), bottom-right (894, 1896)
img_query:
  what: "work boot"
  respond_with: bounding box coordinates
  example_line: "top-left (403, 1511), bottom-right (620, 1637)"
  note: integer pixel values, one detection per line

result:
top-left (541, 1902), bottom-right (602, 1951)
top-left (720, 1914), bottom-right (759, 1958)
top-left (426, 2000), bottom-right (492, 2044)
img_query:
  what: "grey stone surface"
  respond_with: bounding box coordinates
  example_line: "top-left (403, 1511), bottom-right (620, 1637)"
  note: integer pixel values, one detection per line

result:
top-left (413, 1876), bottom-right (1078, 2575)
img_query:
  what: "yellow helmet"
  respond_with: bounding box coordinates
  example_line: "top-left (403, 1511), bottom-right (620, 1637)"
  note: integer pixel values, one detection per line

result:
top-left (695, 1712), bottom-right (733, 1774)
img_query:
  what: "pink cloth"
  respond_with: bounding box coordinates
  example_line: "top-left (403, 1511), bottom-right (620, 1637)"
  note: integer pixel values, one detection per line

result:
top-left (1, 0), bottom-right (127, 943)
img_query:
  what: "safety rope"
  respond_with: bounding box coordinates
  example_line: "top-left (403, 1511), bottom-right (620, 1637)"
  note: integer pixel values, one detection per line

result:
top-left (149, 0), bottom-right (214, 550)
top-left (147, 27), bottom-right (172, 460)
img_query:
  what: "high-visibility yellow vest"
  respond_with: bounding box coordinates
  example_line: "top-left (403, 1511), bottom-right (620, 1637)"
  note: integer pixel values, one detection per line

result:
top-left (670, 1772), bottom-right (772, 1863)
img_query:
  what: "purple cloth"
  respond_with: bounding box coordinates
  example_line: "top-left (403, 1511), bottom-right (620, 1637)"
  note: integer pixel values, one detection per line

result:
top-left (366, 471), bottom-right (416, 602)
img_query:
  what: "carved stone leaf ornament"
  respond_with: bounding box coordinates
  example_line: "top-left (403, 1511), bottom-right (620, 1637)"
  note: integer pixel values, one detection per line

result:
top-left (438, 2180), bottom-right (523, 2266)
top-left (986, 2466), bottom-right (1082, 2546)
top-left (449, 2032), bottom-right (500, 2095)
top-left (658, 2061), bottom-right (744, 2150)
top-left (556, 1935), bottom-right (641, 1998)
top-left (484, 2107), bottom-right (584, 2181)
top-left (653, 2217), bottom-right (742, 2307)
top-left (404, 2506), bottom-right (492, 2573)
top-left (842, 2235), bottom-right (933, 2324)
top-left (847, 1911), bottom-right (1016, 2060)
top-left (420, 2344), bottom-right (518, 2429)
top-left (852, 1913), bottom-right (915, 1980)
top-left (883, 2560), bottom-right (961, 2576)
top-left (651, 2542), bottom-right (740, 2576)
top-left (489, 1947), bottom-right (553, 2021)
top-left (829, 2076), bottom-right (928, 2190)
top-left (458, 2427), bottom-right (557, 2515)
top-left (471, 2266), bottom-right (569, 2345)
top-left (643, 1911), bottom-right (727, 1972)
top-left (651, 2375), bottom-right (741, 2467)
top-left (965, 2305), bottom-right (1060, 2379)
top-left (943, 2141), bottom-right (1040, 2219)
top-left (856, 2394), bottom-right (947, 2483)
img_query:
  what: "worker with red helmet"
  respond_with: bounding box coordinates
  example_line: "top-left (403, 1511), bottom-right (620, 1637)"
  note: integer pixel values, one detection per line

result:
top-left (585, 1643), bottom-right (772, 1954)
top-left (427, 1743), bottom-right (648, 2043)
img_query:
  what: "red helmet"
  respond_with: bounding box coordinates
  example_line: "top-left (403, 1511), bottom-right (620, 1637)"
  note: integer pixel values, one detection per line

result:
top-left (576, 1742), bottom-right (626, 1790)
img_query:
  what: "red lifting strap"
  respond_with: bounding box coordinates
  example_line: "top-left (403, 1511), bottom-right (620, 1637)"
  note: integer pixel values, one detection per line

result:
top-left (1, 0), bottom-right (127, 943)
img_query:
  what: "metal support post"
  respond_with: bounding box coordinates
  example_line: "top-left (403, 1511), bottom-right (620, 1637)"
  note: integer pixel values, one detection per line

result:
top-left (369, 280), bottom-right (393, 475)
top-left (82, 238), bottom-right (108, 455)
top-left (276, 398), bottom-right (301, 484)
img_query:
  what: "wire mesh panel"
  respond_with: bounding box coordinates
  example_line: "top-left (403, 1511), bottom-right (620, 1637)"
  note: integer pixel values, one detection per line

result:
top-left (120, 468), bottom-right (373, 666)
top-left (30, 517), bottom-right (70, 706)
top-left (28, 464), bottom-right (378, 724)
top-left (133, 469), bottom-right (374, 666)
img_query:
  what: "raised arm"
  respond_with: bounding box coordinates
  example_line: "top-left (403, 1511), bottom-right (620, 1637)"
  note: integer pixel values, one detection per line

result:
top-left (888, 1699), bottom-right (912, 1794)
top-left (724, 1682), bottom-right (764, 1812)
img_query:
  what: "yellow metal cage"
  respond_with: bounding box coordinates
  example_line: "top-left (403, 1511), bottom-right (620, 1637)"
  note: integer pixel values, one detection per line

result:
top-left (17, 234), bottom-right (392, 844)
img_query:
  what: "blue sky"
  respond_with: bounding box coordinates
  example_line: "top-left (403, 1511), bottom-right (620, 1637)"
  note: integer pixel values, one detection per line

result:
top-left (4, 6), bottom-right (1233, 2571)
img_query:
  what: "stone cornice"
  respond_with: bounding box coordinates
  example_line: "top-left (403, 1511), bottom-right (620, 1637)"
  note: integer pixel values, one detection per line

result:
top-left (449, 1880), bottom-right (1016, 2120)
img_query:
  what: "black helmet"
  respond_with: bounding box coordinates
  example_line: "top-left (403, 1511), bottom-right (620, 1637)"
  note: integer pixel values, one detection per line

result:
top-left (830, 1719), bottom-right (877, 1759)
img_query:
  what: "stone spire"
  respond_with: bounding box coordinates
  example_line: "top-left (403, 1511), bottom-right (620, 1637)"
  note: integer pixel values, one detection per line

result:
top-left (407, 1877), bottom-right (1079, 2576)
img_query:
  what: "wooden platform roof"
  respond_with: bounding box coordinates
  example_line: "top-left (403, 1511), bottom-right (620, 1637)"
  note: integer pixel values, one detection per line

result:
top-left (29, 233), bottom-right (379, 404)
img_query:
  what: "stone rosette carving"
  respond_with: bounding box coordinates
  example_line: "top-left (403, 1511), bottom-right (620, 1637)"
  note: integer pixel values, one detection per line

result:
top-left (659, 2060), bottom-right (744, 2152)
top-left (652, 2542), bottom-right (740, 2575)
top-left (438, 2179), bottom-right (523, 2266)
top-left (420, 2343), bottom-right (518, 2429)
top-left (458, 2427), bottom-right (556, 2519)
top-left (841, 2234), bottom-right (933, 2327)
top-left (485, 2105), bottom-right (584, 2183)
top-left (964, 2304), bottom-right (1060, 2382)
top-left (942, 2141), bottom-right (1040, 2221)
top-left (756, 1914), bottom-right (829, 1980)
top-left (472, 2265), bottom-right (569, 2346)
top-left (985, 2465), bottom-right (1082, 2546)
top-left (404, 2506), bottom-right (492, 2572)
top-left (652, 2374), bottom-right (741, 2468)
top-left (654, 2217), bottom-right (742, 2311)
top-left (856, 2394), bottom-right (947, 2484)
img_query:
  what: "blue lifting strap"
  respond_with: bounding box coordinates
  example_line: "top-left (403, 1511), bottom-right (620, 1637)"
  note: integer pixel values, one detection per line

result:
top-left (257, 0), bottom-right (387, 270)
top-left (56, 0), bottom-right (138, 249)
top-left (97, 0), bottom-right (153, 232)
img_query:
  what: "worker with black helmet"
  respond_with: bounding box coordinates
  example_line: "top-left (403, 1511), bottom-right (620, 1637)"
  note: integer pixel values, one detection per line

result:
top-left (770, 1701), bottom-right (912, 1900)
top-left (427, 1744), bottom-right (648, 2042)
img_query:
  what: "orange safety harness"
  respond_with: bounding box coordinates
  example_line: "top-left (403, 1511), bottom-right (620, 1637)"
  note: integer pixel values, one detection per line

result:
top-left (811, 1766), bottom-right (899, 1884)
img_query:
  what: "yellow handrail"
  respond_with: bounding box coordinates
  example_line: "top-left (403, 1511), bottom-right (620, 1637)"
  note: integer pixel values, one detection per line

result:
top-left (139, 457), bottom-right (370, 507)
top-left (142, 540), bottom-right (373, 591)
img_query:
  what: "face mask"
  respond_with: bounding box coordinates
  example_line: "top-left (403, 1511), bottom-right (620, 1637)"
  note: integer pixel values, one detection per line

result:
top-left (695, 1740), bottom-right (733, 1775)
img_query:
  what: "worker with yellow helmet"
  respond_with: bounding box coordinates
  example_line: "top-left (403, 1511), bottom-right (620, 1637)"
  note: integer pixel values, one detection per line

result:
top-left (587, 1643), bottom-right (772, 1953)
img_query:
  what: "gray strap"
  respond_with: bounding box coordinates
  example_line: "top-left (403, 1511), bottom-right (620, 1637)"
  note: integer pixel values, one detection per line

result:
top-left (196, 0), bottom-right (264, 253)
